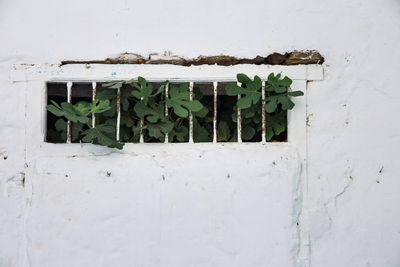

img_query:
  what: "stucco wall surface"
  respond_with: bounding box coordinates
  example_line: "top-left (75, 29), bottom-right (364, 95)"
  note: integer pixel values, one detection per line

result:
top-left (26, 145), bottom-right (301, 267)
top-left (1, 0), bottom-right (400, 267)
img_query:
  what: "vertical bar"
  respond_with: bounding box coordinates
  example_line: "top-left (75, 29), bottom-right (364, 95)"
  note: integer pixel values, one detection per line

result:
top-left (92, 82), bottom-right (96, 128)
top-left (189, 82), bottom-right (194, 143)
top-left (164, 82), bottom-right (169, 143)
top-left (116, 87), bottom-right (121, 141)
top-left (66, 82), bottom-right (73, 143)
top-left (261, 81), bottom-right (266, 143)
top-left (237, 82), bottom-right (242, 143)
top-left (139, 118), bottom-right (144, 143)
top-left (213, 81), bottom-right (218, 143)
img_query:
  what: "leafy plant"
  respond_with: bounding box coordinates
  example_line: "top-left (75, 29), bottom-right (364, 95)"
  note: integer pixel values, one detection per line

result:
top-left (97, 81), bottom-right (139, 143)
top-left (166, 83), bottom-right (203, 118)
top-left (192, 88), bottom-right (213, 142)
top-left (225, 74), bottom-right (262, 109)
top-left (46, 72), bottom-right (303, 148)
top-left (46, 98), bottom-right (124, 149)
top-left (128, 79), bottom-right (204, 142)
top-left (225, 73), bottom-right (304, 141)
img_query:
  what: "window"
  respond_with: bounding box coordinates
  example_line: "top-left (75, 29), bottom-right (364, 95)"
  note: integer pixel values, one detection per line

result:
top-left (12, 63), bottom-right (322, 159)
top-left (46, 79), bottom-right (288, 145)
top-left (40, 64), bottom-right (322, 148)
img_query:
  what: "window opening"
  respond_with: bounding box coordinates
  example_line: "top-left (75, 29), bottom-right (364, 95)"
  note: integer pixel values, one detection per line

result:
top-left (46, 75), bottom-right (297, 147)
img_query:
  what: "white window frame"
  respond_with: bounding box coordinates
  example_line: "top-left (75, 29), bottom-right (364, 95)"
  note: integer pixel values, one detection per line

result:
top-left (12, 63), bottom-right (322, 163)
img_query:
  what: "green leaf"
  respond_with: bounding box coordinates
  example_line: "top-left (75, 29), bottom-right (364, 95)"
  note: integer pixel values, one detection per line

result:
top-left (265, 99), bottom-right (277, 113)
top-left (102, 81), bottom-right (124, 89)
top-left (74, 101), bottom-right (91, 116)
top-left (218, 121), bottom-right (231, 141)
top-left (265, 94), bottom-right (296, 113)
top-left (91, 99), bottom-right (112, 114)
top-left (287, 91), bottom-right (304, 97)
top-left (281, 76), bottom-right (292, 87)
top-left (166, 84), bottom-right (204, 118)
top-left (279, 96), bottom-right (295, 110)
top-left (169, 125), bottom-right (188, 142)
top-left (225, 75), bottom-right (262, 110)
top-left (147, 124), bottom-right (164, 139)
top-left (81, 128), bottom-right (97, 143)
top-left (266, 111), bottom-right (287, 141)
top-left (71, 122), bottom-right (84, 141)
top-left (181, 100), bottom-right (203, 112)
top-left (225, 83), bottom-right (242, 96)
top-left (119, 112), bottom-right (134, 127)
top-left (47, 101), bottom-right (64, 117)
top-left (193, 87), bottom-right (204, 101)
top-left (161, 121), bottom-right (174, 134)
top-left (131, 124), bottom-right (141, 143)
top-left (253, 75), bottom-right (262, 88)
top-left (152, 84), bottom-right (165, 96)
top-left (109, 140), bottom-right (124, 149)
top-left (134, 101), bottom-right (165, 123)
top-left (242, 125), bottom-right (255, 140)
top-left (56, 102), bottom-right (88, 123)
top-left (193, 117), bottom-right (211, 142)
top-left (252, 115), bottom-right (261, 124)
top-left (81, 125), bottom-right (123, 149)
top-left (194, 106), bottom-right (209, 118)
top-left (97, 131), bottom-right (114, 146)
top-left (138, 76), bottom-right (146, 87)
top-left (130, 77), bottom-right (153, 105)
top-left (242, 106), bottom-right (256, 118)
top-left (134, 101), bottom-right (152, 118)
top-left (147, 120), bottom-right (174, 139)
top-left (54, 118), bottom-right (66, 131)
top-left (96, 124), bottom-right (115, 134)
top-left (266, 126), bottom-right (274, 141)
top-left (237, 96), bottom-right (253, 109)
top-left (166, 98), bottom-right (188, 117)
top-left (237, 73), bottom-right (251, 84)
top-left (266, 73), bottom-right (292, 93)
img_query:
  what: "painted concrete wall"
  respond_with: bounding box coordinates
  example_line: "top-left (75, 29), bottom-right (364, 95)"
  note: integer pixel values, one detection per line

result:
top-left (26, 144), bottom-right (302, 267)
top-left (1, 0), bottom-right (400, 266)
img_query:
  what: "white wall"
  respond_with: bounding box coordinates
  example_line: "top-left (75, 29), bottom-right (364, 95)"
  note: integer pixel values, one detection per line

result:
top-left (1, 0), bottom-right (400, 266)
top-left (26, 144), bottom-right (303, 267)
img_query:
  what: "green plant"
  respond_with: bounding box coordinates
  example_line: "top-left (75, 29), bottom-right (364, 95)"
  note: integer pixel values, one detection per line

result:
top-left (46, 99), bottom-right (124, 149)
top-left (47, 77), bottom-right (206, 148)
top-left (46, 73), bottom-right (303, 148)
top-left (225, 73), bottom-right (303, 141)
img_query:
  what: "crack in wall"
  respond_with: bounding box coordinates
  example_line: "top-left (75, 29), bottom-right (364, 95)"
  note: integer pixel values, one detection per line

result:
top-left (294, 160), bottom-right (307, 267)
top-left (22, 70), bottom-right (33, 267)
top-left (334, 178), bottom-right (353, 209)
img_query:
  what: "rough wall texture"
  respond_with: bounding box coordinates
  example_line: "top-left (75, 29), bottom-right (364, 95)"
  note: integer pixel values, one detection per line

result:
top-left (59, 50), bottom-right (325, 65)
top-left (1, 0), bottom-right (400, 266)
top-left (26, 145), bottom-right (301, 267)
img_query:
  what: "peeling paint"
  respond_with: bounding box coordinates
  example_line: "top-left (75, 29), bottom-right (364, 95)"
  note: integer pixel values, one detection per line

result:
top-left (60, 51), bottom-right (325, 67)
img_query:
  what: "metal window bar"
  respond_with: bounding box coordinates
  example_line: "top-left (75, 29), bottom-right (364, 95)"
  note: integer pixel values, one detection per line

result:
top-left (66, 81), bottom-right (73, 143)
top-left (189, 82), bottom-right (194, 143)
top-left (92, 82), bottom-right (96, 128)
top-left (261, 81), bottom-right (266, 143)
top-left (164, 82), bottom-right (169, 143)
top-left (140, 118), bottom-right (144, 143)
top-left (116, 88), bottom-right (121, 141)
top-left (213, 81), bottom-right (218, 143)
top-left (236, 82), bottom-right (242, 143)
